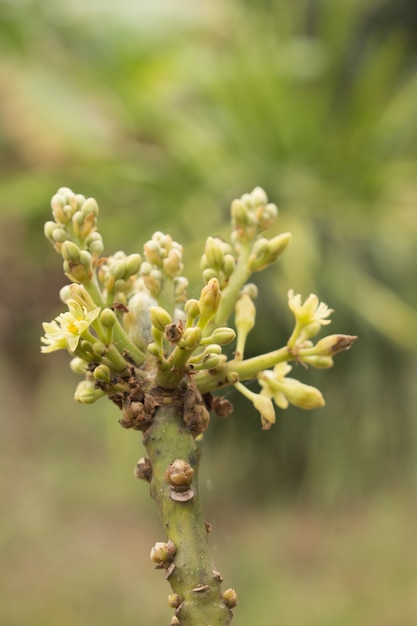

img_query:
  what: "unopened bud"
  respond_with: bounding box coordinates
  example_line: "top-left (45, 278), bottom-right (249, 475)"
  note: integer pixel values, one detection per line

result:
top-left (150, 541), bottom-right (176, 566)
top-left (122, 254), bottom-right (140, 278)
top-left (205, 236), bottom-right (224, 268)
top-left (167, 593), bottom-right (183, 609)
top-left (74, 380), bottom-right (105, 404)
top-left (93, 364), bottom-right (111, 383)
top-left (181, 326), bottom-right (202, 350)
top-left (223, 588), bottom-right (238, 609)
top-left (313, 334), bottom-right (358, 356)
top-left (61, 240), bottom-right (81, 262)
top-left (198, 278), bottom-right (221, 328)
top-left (100, 308), bottom-right (117, 329)
top-left (150, 307), bottom-right (172, 332)
top-left (203, 327), bottom-right (236, 346)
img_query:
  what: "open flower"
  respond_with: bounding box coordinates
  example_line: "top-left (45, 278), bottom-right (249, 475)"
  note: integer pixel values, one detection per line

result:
top-left (258, 362), bottom-right (325, 410)
top-left (41, 299), bottom-right (100, 353)
top-left (287, 289), bottom-right (333, 345)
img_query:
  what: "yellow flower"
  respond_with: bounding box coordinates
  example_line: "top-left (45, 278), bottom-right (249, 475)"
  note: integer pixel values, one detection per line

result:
top-left (287, 289), bottom-right (333, 344)
top-left (41, 299), bottom-right (100, 353)
top-left (258, 362), bottom-right (325, 410)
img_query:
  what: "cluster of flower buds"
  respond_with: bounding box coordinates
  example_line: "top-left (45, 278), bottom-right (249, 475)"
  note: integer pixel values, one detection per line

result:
top-left (41, 186), bottom-right (355, 427)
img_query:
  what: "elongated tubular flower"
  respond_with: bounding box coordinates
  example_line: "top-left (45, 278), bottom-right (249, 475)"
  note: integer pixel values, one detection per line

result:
top-left (41, 299), bottom-right (100, 353)
top-left (258, 362), bottom-right (325, 410)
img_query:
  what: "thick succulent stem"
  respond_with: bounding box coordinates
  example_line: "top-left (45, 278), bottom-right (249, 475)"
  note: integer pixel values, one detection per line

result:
top-left (144, 403), bottom-right (233, 626)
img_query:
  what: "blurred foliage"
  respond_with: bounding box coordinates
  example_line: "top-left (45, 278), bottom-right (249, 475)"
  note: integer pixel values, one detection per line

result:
top-left (1, 0), bottom-right (417, 524)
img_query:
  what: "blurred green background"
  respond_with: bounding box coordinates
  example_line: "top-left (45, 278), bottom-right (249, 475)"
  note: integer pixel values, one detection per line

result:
top-left (1, 0), bottom-right (417, 624)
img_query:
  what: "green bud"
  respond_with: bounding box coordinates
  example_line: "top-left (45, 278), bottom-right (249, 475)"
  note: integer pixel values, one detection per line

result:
top-left (202, 268), bottom-right (218, 283)
top-left (80, 197), bottom-right (99, 218)
top-left (223, 588), bottom-right (238, 609)
top-left (163, 248), bottom-right (183, 277)
top-left (144, 240), bottom-right (162, 266)
top-left (147, 342), bottom-right (163, 358)
top-left (205, 236), bottom-right (224, 268)
top-left (202, 327), bottom-right (236, 346)
top-left (80, 212), bottom-right (96, 240)
top-left (174, 276), bottom-right (188, 303)
top-left (70, 357), bottom-right (88, 375)
top-left (250, 186), bottom-right (268, 206)
top-left (223, 254), bottom-right (236, 278)
top-left (61, 240), bottom-right (81, 262)
top-left (74, 380), bottom-right (105, 404)
top-left (302, 355), bottom-right (334, 369)
top-left (52, 227), bottom-right (68, 243)
top-left (181, 326), bottom-right (202, 349)
top-left (85, 232), bottom-right (104, 257)
top-left (150, 541), bottom-right (176, 566)
top-left (71, 211), bottom-right (84, 237)
top-left (59, 285), bottom-right (72, 303)
top-left (150, 307), bottom-right (172, 332)
top-left (231, 199), bottom-right (249, 226)
top-left (125, 253), bottom-right (142, 277)
top-left (93, 364), bottom-right (111, 383)
top-left (100, 308), bottom-right (117, 329)
top-left (44, 221), bottom-right (57, 240)
top-left (111, 259), bottom-right (127, 281)
top-left (92, 341), bottom-right (106, 357)
top-left (196, 353), bottom-right (223, 370)
top-left (63, 260), bottom-right (92, 283)
top-left (268, 232), bottom-right (292, 257)
top-left (198, 278), bottom-right (221, 328)
top-left (184, 299), bottom-right (200, 324)
top-left (311, 334), bottom-right (358, 357)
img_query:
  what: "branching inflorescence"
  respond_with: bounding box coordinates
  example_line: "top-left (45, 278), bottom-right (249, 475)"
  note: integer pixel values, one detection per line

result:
top-left (41, 186), bottom-right (356, 625)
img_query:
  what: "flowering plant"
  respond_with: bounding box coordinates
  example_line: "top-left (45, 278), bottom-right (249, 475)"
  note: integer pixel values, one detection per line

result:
top-left (42, 186), bottom-right (356, 625)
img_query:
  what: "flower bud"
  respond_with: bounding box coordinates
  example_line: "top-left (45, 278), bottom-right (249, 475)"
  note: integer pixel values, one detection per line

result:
top-left (61, 240), bottom-right (81, 262)
top-left (250, 186), bottom-right (268, 206)
top-left (205, 236), bottom-right (224, 268)
top-left (167, 593), bottom-right (183, 609)
top-left (93, 364), bottom-right (111, 383)
top-left (281, 378), bottom-right (325, 410)
top-left (86, 232), bottom-right (104, 257)
top-left (125, 253), bottom-right (141, 277)
top-left (184, 299), bottom-right (200, 324)
top-left (223, 254), bottom-right (236, 277)
top-left (100, 308), bottom-right (117, 330)
top-left (181, 326), bottom-right (202, 350)
top-left (52, 227), bottom-right (68, 243)
top-left (223, 588), bottom-right (238, 609)
top-left (80, 197), bottom-right (99, 218)
top-left (150, 307), bottom-right (172, 332)
top-left (70, 357), bottom-right (88, 375)
top-left (203, 327), bottom-right (236, 346)
top-left (150, 541), bottom-right (176, 566)
top-left (302, 355), bottom-right (334, 369)
top-left (312, 334), bottom-right (358, 356)
top-left (74, 380), bottom-right (105, 404)
top-left (44, 221), bottom-right (57, 239)
top-left (163, 248), bottom-right (183, 277)
top-left (144, 240), bottom-right (162, 266)
top-left (198, 278), bottom-right (221, 328)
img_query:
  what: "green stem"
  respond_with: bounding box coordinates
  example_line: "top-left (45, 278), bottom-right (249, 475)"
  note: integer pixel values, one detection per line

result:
top-left (196, 345), bottom-right (292, 394)
top-left (213, 244), bottom-right (251, 328)
top-left (144, 404), bottom-right (232, 626)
